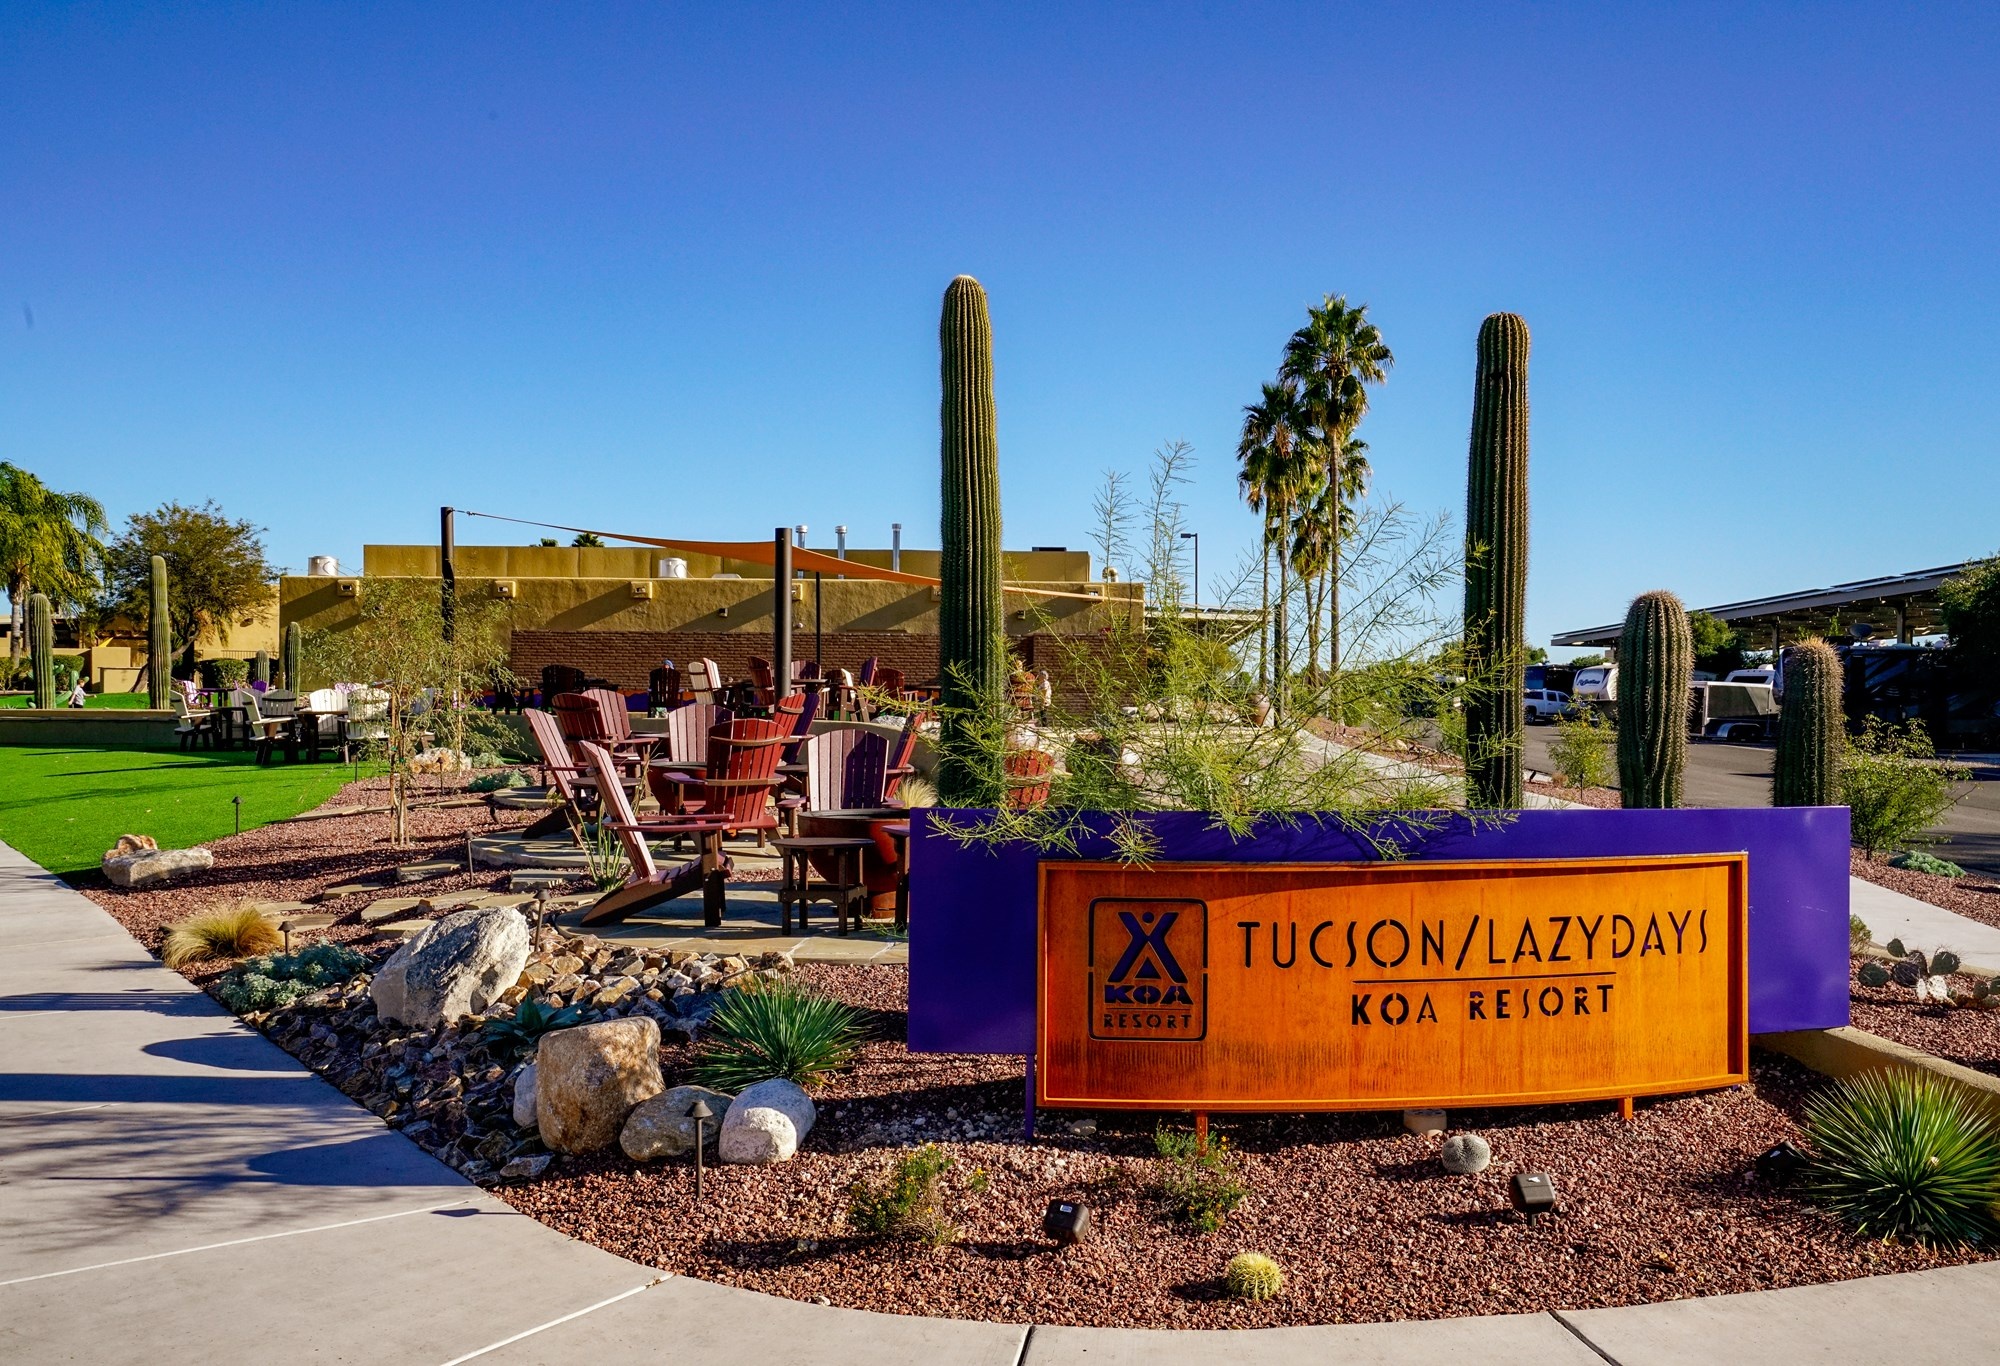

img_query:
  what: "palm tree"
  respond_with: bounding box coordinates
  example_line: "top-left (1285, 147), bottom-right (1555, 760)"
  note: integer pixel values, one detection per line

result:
top-left (1286, 435), bottom-right (1369, 679)
top-left (0, 464), bottom-right (108, 660)
top-left (1237, 381), bottom-right (1307, 695)
top-left (1279, 296), bottom-right (1391, 674)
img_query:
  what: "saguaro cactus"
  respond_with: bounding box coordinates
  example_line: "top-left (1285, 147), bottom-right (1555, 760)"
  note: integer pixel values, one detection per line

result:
top-left (253, 650), bottom-right (270, 687)
top-left (29, 593), bottom-right (55, 708)
top-left (283, 620), bottom-right (303, 692)
top-left (938, 274), bottom-right (1005, 802)
top-left (148, 554), bottom-right (172, 708)
top-left (1774, 638), bottom-right (1843, 806)
top-left (1462, 312), bottom-right (1531, 809)
top-left (1617, 590), bottom-right (1693, 808)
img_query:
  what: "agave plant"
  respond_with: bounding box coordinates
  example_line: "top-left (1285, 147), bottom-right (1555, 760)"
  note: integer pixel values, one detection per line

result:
top-left (691, 980), bottom-right (867, 1092)
top-left (1804, 1069), bottom-right (2000, 1245)
top-left (480, 997), bottom-right (587, 1060)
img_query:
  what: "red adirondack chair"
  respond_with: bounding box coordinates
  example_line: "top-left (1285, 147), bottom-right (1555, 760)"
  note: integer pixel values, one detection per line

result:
top-left (522, 707), bottom-right (598, 840)
top-left (1004, 748), bottom-right (1056, 808)
top-left (779, 689), bottom-right (820, 764)
top-left (780, 728), bottom-right (890, 832)
top-left (583, 686), bottom-right (662, 766)
top-left (883, 709), bottom-right (928, 799)
top-left (577, 741), bottom-right (731, 927)
top-left (748, 656), bottom-right (777, 707)
top-left (689, 658), bottom-right (726, 706)
top-left (649, 717), bottom-right (788, 851)
top-left (644, 703), bottom-right (732, 811)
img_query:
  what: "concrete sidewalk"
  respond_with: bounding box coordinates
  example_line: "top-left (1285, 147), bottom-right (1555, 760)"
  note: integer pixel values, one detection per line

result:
top-left (5, 840), bottom-right (2000, 1364)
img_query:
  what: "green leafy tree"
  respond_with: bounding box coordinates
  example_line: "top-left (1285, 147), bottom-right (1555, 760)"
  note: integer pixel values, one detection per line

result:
top-left (1688, 610), bottom-right (1743, 674)
top-left (1939, 555), bottom-right (2000, 672)
top-left (0, 464), bottom-right (107, 660)
top-left (1278, 295), bottom-right (1392, 677)
top-left (104, 502), bottom-right (274, 676)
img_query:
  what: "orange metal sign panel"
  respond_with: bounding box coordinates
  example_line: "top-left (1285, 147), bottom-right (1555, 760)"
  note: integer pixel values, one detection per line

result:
top-left (1036, 855), bottom-right (1749, 1112)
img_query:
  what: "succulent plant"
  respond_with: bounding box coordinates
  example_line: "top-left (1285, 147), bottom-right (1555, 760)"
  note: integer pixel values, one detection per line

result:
top-left (1774, 638), bottom-right (1842, 807)
top-left (148, 553), bottom-right (172, 707)
top-left (253, 649), bottom-right (270, 686)
top-left (282, 620), bottom-right (302, 691)
top-left (1461, 312), bottom-right (1530, 809)
top-left (28, 592), bottom-right (54, 708)
top-left (937, 274), bottom-right (1006, 804)
top-left (1225, 1251), bottom-right (1285, 1302)
top-left (1891, 850), bottom-right (1966, 879)
top-left (1616, 589), bottom-right (1692, 808)
top-left (1440, 1132), bottom-right (1493, 1175)
top-left (1865, 942), bottom-right (1965, 1005)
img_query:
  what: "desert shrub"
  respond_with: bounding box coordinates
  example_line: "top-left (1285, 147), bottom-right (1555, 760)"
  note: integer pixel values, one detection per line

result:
top-left (162, 901), bottom-right (285, 968)
top-left (1850, 915), bottom-right (1871, 950)
top-left (846, 1143), bottom-right (984, 1247)
top-left (467, 768), bottom-right (529, 793)
top-left (1154, 1126), bottom-right (1249, 1232)
top-left (691, 980), bottom-right (867, 1092)
top-left (480, 997), bottom-right (586, 1060)
top-left (214, 942), bottom-right (369, 1014)
top-left (1547, 707), bottom-right (1615, 789)
top-left (1804, 1069), bottom-right (2000, 1244)
top-left (1225, 1251), bottom-right (1284, 1301)
top-left (1891, 849), bottom-right (1966, 879)
top-left (1843, 719), bottom-right (1967, 859)
top-left (199, 657), bottom-right (249, 689)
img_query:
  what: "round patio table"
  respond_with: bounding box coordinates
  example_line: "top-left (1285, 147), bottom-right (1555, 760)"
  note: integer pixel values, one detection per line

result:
top-left (793, 806), bottom-right (904, 916)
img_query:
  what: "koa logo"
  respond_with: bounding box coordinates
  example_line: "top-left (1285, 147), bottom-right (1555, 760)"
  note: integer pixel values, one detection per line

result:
top-left (1088, 898), bottom-right (1207, 1041)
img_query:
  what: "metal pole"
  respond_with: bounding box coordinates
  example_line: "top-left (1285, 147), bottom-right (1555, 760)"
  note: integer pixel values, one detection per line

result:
top-left (891, 523), bottom-right (902, 573)
top-left (773, 528), bottom-right (793, 707)
top-left (1180, 531), bottom-right (1199, 608)
top-left (440, 507), bottom-right (457, 644)
top-left (835, 525), bottom-right (848, 579)
top-left (814, 571), bottom-right (823, 674)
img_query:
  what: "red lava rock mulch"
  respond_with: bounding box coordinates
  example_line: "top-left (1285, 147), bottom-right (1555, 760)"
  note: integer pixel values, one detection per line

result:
top-left (1846, 953), bottom-right (2000, 1077)
top-left (498, 967), bottom-right (1993, 1328)
top-left (1851, 851), bottom-right (2000, 929)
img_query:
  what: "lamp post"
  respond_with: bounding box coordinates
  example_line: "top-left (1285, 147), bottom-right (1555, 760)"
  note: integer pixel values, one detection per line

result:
top-left (1179, 531), bottom-right (1200, 608)
top-left (688, 1098), bottom-right (714, 1201)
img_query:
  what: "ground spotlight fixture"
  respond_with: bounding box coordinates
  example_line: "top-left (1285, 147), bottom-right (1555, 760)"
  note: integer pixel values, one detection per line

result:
top-left (1043, 1198), bottom-right (1090, 1245)
top-left (1756, 1140), bottom-right (1808, 1185)
top-left (1511, 1171), bottom-right (1557, 1222)
top-left (688, 1099), bottom-right (714, 1202)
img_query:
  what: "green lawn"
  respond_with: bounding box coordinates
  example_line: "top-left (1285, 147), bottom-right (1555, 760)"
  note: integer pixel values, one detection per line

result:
top-left (0, 746), bottom-right (376, 877)
top-left (1, 693), bottom-right (155, 708)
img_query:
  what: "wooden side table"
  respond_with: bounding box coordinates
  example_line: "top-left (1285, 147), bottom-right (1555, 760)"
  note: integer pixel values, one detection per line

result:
top-left (772, 836), bottom-right (872, 934)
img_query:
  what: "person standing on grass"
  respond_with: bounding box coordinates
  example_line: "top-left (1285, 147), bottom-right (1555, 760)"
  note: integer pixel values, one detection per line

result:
top-left (66, 680), bottom-right (87, 708)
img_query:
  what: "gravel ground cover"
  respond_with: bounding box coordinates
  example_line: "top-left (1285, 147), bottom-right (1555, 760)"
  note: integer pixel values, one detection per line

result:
top-left (1846, 952), bottom-right (2000, 1077)
top-left (1851, 851), bottom-right (2000, 927)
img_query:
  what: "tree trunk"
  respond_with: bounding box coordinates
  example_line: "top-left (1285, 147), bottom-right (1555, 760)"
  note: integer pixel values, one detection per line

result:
top-left (1273, 497), bottom-right (1291, 706)
top-left (1258, 541), bottom-right (1271, 691)
top-left (1328, 520), bottom-right (1342, 675)
top-left (1305, 569), bottom-right (1322, 685)
top-left (8, 573), bottom-right (25, 661)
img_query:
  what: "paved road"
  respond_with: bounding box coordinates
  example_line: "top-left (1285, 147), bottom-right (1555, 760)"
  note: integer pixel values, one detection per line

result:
top-left (1520, 729), bottom-right (2000, 876)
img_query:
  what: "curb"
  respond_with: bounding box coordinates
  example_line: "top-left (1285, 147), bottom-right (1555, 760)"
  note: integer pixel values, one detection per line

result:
top-left (1755, 1027), bottom-right (2000, 1115)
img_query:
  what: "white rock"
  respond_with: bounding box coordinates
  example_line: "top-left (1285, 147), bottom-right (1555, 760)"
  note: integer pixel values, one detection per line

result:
top-left (370, 906), bottom-right (531, 1028)
top-left (719, 1078), bottom-right (816, 1164)
top-left (513, 1063), bottom-right (538, 1128)
top-left (101, 842), bottom-right (213, 888)
top-left (1402, 1108), bottom-right (1446, 1136)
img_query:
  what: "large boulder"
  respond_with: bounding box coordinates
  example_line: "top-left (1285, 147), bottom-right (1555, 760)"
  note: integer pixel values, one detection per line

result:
top-left (535, 1018), bottom-right (663, 1154)
top-left (101, 835), bottom-right (213, 889)
top-left (620, 1085), bottom-right (734, 1161)
top-left (370, 906), bottom-right (531, 1028)
top-left (719, 1078), bottom-right (816, 1165)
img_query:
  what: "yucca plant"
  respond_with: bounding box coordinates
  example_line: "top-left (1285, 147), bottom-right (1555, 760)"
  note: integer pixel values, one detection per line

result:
top-left (691, 980), bottom-right (867, 1092)
top-left (481, 997), bottom-right (587, 1060)
top-left (162, 901), bottom-right (286, 968)
top-left (1804, 1069), bottom-right (2000, 1245)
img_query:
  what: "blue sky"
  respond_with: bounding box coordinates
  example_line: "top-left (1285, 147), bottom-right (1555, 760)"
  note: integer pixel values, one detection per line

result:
top-left (3, 3), bottom-right (1996, 653)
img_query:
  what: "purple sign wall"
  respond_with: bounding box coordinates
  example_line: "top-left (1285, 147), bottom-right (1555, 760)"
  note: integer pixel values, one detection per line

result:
top-left (908, 807), bottom-right (1851, 1054)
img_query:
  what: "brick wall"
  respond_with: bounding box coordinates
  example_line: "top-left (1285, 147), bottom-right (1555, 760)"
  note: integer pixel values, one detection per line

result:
top-left (510, 630), bottom-right (942, 692)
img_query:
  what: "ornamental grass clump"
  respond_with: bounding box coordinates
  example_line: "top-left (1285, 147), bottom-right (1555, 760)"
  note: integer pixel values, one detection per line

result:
top-left (162, 901), bottom-right (286, 968)
top-left (691, 980), bottom-right (867, 1092)
top-left (1224, 1251), bottom-right (1285, 1301)
top-left (213, 942), bottom-right (369, 1014)
top-left (846, 1142), bottom-right (987, 1248)
top-left (1804, 1069), bottom-right (2000, 1245)
top-left (1154, 1126), bottom-right (1249, 1232)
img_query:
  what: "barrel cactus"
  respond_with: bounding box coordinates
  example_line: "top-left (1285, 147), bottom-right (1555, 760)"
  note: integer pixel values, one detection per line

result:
top-left (1774, 637), bottom-right (1842, 806)
top-left (282, 620), bottom-right (303, 691)
top-left (937, 274), bottom-right (1005, 803)
top-left (1225, 1251), bottom-right (1284, 1301)
top-left (29, 593), bottom-right (55, 708)
top-left (1617, 590), bottom-right (1692, 808)
top-left (1462, 312), bottom-right (1530, 809)
top-left (1440, 1132), bottom-right (1493, 1175)
top-left (148, 553), bottom-right (172, 707)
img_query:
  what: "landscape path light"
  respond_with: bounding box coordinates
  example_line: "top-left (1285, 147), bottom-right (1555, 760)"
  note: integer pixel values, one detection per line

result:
top-left (688, 1098), bottom-right (714, 1202)
top-left (1510, 1171), bottom-right (1557, 1222)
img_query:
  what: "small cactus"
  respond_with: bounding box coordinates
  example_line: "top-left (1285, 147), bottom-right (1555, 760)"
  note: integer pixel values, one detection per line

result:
top-left (1440, 1132), bottom-right (1493, 1174)
top-left (1616, 590), bottom-right (1692, 808)
top-left (147, 553), bottom-right (172, 707)
top-left (282, 620), bottom-right (303, 691)
top-left (253, 650), bottom-right (270, 687)
top-left (1857, 961), bottom-right (1891, 988)
top-left (1774, 638), bottom-right (1842, 806)
top-left (29, 592), bottom-right (55, 708)
top-left (1225, 1251), bottom-right (1284, 1301)
top-left (1933, 951), bottom-right (1963, 977)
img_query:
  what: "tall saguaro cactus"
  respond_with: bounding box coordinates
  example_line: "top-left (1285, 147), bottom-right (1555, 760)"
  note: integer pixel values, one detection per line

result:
top-left (29, 593), bottom-right (55, 709)
top-left (1462, 312), bottom-right (1531, 808)
top-left (253, 650), bottom-right (270, 687)
top-left (148, 554), bottom-right (172, 708)
top-left (283, 621), bottom-right (303, 693)
top-left (1774, 638), bottom-right (1843, 806)
top-left (1617, 590), bottom-right (1693, 808)
top-left (938, 274), bottom-right (1006, 803)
